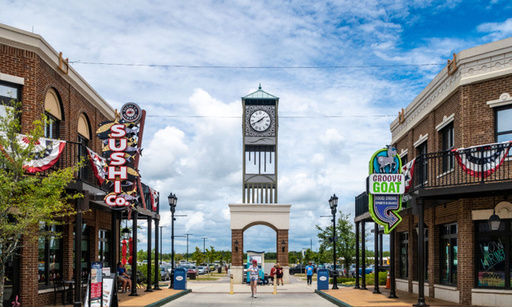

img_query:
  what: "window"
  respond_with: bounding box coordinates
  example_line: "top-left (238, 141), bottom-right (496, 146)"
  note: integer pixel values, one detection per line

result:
top-left (441, 123), bottom-right (454, 172)
top-left (401, 154), bottom-right (408, 166)
top-left (417, 142), bottom-right (428, 183)
top-left (73, 225), bottom-right (90, 276)
top-left (98, 229), bottom-right (111, 267)
top-left (0, 81), bottom-right (22, 119)
top-left (45, 113), bottom-right (60, 139)
top-left (475, 219), bottom-right (512, 289)
top-left (38, 223), bottom-right (63, 289)
top-left (399, 232), bottom-right (408, 279)
top-left (496, 106), bottom-right (512, 147)
top-left (77, 134), bottom-right (89, 180)
top-left (440, 223), bottom-right (458, 285)
top-left (245, 145), bottom-right (275, 174)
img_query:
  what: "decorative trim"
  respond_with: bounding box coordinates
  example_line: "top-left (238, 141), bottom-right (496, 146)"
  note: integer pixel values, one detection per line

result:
top-left (399, 148), bottom-right (408, 157)
top-left (436, 113), bottom-right (455, 131)
top-left (487, 93), bottom-right (512, 108)
top-left (0, 72), bottom-right (24, 85)
top-left (472, 201), bottom-right (512, 220)
top-left (413, 134), bottom-right (428, 148)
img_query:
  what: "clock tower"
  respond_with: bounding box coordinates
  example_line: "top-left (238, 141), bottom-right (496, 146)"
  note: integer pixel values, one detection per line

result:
top-left (230, 85), bottom-right (290, 284)
top-left (242, 84), bottom-right (278, 203)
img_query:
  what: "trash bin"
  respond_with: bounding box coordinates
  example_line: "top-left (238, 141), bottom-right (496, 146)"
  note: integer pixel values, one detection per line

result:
top-left (218, 267), bottom-right (222, 274)
top-left (317, 268), bottom-right (329, 290)
top-left (189, 271), bottom-right (197, 280)
top-left (174, 268), bottom-right (187, 290)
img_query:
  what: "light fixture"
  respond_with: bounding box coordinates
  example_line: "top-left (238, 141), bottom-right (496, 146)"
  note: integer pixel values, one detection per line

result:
top-left (121, 227), bottom-right (131, 240)
top-left (281, 240), bottom-right (286, 252)
top-left (235, 240), bottom-right (239, 252)
top-left (488, 209), bottom-right (501, 231)
top-left (488, 195), bottom-right (501, 231)
top-left (168, 193), bottom-right (177, 212)
top-left (415, 223), bottom-right (428, 235)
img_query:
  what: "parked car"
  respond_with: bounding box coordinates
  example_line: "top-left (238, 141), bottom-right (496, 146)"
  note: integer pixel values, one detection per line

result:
top-left (197, 266), bottom-right (208, 275)
top-left (160, 267), bottom-right (170, 280)
top-left (289, 264), bottom-right (306, 275)
top-left (181, 264), bottom-right (197, 278)
top-left (350, 265), bottom-right (373, 277)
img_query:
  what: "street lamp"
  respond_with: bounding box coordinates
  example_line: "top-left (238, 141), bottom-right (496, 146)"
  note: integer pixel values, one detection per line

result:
top-left (168, 193), bottom-right (177, 289)
top-left (329, 194), bottom-right (339, 290)
top-left (488, 210), bottom-right (501, 231)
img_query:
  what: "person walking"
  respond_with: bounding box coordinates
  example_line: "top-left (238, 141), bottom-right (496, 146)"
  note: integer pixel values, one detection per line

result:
top-left (248, 259), bottom-right (260, 298)
top-left (305, 261), bottom-right (315, 286)
top-left (275, 263), bottom-right (284, 285)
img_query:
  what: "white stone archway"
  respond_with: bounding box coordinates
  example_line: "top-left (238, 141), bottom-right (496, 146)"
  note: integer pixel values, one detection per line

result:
top-left (229, 204), bottom-right (291, 284)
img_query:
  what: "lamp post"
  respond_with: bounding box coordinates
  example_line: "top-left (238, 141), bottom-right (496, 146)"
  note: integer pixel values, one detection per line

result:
top-left (168, 193), bottom-right (177, 289)
top-left (329, 194), bottom-right (339, 290)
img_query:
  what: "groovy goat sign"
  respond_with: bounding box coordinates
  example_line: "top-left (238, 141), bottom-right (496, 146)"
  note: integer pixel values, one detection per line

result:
top-left (368, 145), bottom-right (404, 233)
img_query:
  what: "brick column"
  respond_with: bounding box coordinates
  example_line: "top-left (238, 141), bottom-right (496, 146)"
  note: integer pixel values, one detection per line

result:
top-left (277, 229), bottom-right (289, 266)
top-left (458, 199), bottom-right (474, 305)
top-left (231, 229), bottom-right (243, 266)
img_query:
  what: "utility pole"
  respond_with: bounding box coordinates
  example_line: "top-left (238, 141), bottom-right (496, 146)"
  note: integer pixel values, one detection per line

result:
top-left (184, 233), bottom-right (193, 262)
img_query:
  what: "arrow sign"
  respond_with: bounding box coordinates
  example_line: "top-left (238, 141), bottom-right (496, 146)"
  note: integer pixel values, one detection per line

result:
top-left (368, 146), bottom-right (403, 234)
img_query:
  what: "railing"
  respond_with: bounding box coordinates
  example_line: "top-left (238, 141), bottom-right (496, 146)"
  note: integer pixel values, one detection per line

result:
top-left (355, 142), bottom-right (512, 218)
top-left (411, 142), bottom-right (512, 191)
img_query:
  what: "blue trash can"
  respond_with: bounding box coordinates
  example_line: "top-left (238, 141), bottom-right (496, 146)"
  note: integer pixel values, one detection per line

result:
top-left (317, 268), bottom-right (329, 290)
top-left (174, 267), bottom-right (187, 290)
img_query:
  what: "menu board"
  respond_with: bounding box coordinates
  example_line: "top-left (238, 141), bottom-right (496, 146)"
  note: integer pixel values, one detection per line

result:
top-left (84, 269), bottom-right (115, 307)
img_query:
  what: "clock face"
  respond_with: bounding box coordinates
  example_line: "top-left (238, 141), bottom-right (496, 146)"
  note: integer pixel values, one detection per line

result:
top-left (250, 110), bottom-right (271, 132)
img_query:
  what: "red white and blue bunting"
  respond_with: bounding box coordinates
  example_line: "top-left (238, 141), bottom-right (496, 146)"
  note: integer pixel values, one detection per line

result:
top-left (20, 136), bottom-right (66, 173)
top-left (452, 141), bottom-right (512, 178)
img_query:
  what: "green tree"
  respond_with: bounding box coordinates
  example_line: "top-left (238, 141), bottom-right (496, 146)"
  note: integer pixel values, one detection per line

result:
top-left (316, 212), bottom-right (356, 271)
top-left (303, 249), bottom-right (315, 265)
top-left (205, 245), bottom-right (216, 264)
top-left (0, 101), bottom-right (78, 303)
top-left (191, 247), bottom-right (205, 264)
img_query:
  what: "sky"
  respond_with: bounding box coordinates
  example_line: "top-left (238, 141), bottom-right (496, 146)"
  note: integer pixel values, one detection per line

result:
top-left (3, 0), bottom-right (512, 256)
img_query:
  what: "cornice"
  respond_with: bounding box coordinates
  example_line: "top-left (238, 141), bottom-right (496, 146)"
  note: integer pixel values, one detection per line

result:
top-left (391, 37), bottom-right (512, 144)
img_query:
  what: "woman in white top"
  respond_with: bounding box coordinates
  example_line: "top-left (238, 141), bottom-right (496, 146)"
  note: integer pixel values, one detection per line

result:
top-left (248, 259), bottom-right (259, 298)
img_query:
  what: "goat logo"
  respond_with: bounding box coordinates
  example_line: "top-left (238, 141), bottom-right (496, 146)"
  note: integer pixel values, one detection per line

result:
top-left (377, 145), bottom-right (398, 173)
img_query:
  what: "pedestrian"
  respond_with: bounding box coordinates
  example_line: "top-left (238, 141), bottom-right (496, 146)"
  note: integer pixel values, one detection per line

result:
top-left (269, 264), bottom-right (276, 285)
top-left (305, 261), bottom-right (315, 285)
top-left (248, 259), bottom-right (260, 298)
top-left (276, 263), bottom-right (284, 285)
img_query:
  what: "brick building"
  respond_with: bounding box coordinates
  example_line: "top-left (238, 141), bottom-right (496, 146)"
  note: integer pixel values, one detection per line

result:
top-left (356, 37), bottom-right (512, 306)
top-left (1, 23), bottom-right (160, 306)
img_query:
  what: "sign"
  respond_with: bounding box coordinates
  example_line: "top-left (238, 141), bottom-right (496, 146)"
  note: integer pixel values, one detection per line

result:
top-left (95, 103), bottom-right (142, 208)
top-left (368, 145), bottom-right (403, 234)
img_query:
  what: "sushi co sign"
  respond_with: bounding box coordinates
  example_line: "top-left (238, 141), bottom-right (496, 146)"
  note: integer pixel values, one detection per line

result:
top-left (96, 102), bottom-right (142, 207)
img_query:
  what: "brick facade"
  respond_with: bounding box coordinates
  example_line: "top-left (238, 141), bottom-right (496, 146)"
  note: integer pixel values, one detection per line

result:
top-left (1, 25), bottom-right (115, 306)
top-left (389, 38), bottom-right (512, 305)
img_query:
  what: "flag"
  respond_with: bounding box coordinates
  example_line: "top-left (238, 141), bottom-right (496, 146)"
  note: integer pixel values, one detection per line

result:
top-left (149, 187), bottom-right (159, 211)
top-left (22, 137), bottom-right (66, 173)
top-left (402, 158), bottom-right (416, 193)
top-left (86, 147), bottom-right (107, 185)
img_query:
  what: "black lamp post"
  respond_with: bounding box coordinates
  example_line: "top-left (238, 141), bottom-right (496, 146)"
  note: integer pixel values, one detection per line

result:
top-left (168, 193), bottom-right (178, 289)
top-left (329, 194), bottom-right (339, 290)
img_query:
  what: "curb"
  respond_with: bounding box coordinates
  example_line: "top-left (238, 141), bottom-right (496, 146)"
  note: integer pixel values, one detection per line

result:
top-left (144, 289), bottom-right (192, 307)
top-left (315, 290), bottom-right (352, 307)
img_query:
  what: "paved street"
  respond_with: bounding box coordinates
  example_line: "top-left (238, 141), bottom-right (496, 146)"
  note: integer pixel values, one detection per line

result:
top-left (162, 275), bottom-right (337, 306)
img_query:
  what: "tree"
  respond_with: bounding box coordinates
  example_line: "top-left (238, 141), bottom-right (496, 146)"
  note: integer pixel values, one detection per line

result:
top-left (316, 212), bottom-right (356, 271)
top-left (205, 245), bottom-right (216, 265)
top-left (303, 249), bottom-right (314, 264)
top-left (191, 247), bottom-right (205, 264)
top-left (0, 101), bottom-right (77, 304)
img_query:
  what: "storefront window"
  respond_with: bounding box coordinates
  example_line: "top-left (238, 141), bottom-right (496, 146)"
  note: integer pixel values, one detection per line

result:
top-left (399, 232), bottom-right (408, 279)
top-left (475, 220), bottom-right (511, 288)
top-left (98, 229), bottom-right (111, 268)
top-left (38, 223), bottom-right (63, 289)
top-left (440, 223), bottom-right (457, 285)
top-left (73, 225), bottom-right (90, 277)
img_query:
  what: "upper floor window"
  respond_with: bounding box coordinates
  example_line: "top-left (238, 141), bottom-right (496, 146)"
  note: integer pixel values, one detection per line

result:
top-left (496, 105), bottom-right (512, 144)
top-left (399, 232), bottom-right (408, 279)
top-left (44, 88), bottom-right (62, 139)
top-left (0, 81), bottom-right (22, 118)
top-left (441, 123), bottom-right (454, 172)
top-left (416, 141), bottom-right (428, 183)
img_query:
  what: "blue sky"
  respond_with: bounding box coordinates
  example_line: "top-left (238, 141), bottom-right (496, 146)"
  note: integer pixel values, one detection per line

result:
top-left (2, 0), bottom-right (512, 255)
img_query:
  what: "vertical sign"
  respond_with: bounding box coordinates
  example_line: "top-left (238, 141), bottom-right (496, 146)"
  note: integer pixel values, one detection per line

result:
top-left (90, 262), bottom-right (103, 306)
top-left (368, 145), bottom-right (404, 234)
